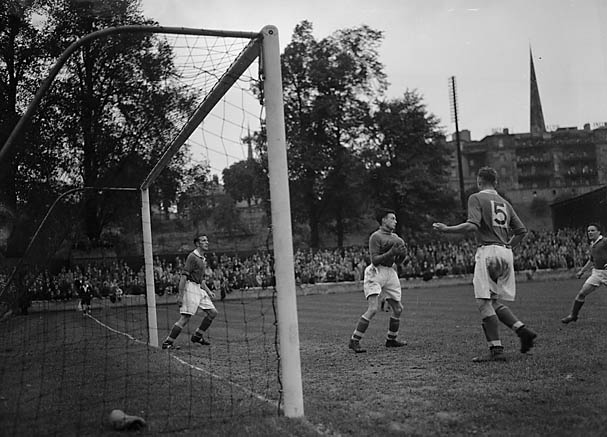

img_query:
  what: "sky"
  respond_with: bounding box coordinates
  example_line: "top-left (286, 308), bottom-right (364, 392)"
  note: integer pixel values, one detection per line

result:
top-left (140, 0), bottom-right (607, 143)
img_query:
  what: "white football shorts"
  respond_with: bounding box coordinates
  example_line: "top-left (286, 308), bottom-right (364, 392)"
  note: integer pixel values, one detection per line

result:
top-left (180, 280), bottom-right (216, 315)
top-left (473, 245), bottom-right (516, 301)
top-left (584, 268), bottom-right (607, 288)
top-left (363, 264), bottom-right (401, 302)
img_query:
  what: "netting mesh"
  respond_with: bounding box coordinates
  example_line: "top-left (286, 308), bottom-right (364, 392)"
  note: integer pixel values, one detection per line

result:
top-left (0, 28), bottom-right (285, 436)
top-left (159, 33), bottom-right (263, 173)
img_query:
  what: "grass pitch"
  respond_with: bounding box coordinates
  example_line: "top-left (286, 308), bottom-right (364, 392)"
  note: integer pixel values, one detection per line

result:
top-left (298, 278), bottom-right (607, 437)
top-left (0, 277), bottom-right (606, 436)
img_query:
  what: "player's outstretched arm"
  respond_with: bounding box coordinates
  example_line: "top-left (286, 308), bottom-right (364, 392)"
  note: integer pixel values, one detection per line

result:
top-left (432, 222), bottom-right (476, 235)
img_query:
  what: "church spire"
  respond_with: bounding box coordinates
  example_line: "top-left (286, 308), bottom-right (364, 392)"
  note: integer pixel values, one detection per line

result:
top-left (530, 47), bottom-right (546, 135)
top-left (246, 124), bottom-right (253, 161)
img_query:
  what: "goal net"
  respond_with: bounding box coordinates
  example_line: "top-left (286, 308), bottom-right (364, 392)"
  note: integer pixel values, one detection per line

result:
top-left (0, 25), bottom-right (302, 435)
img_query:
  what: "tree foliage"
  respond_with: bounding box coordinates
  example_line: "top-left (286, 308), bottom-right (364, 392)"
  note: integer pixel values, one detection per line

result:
top-left (0, 0), bottom-right (51, 254)
top-left (40, 0), bottom-right (197, 243)
top-left (366, 90), bottom-right (458, 236)
top-left (281, 20), bottom-right (387, 247)
top-left (222, 133), bottom-right (267, 207)
top-left (0, 0), bottom-right (201, 254)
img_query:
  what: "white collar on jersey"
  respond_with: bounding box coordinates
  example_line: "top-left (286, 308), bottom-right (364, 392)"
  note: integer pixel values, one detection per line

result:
top-left (479, 189), bottom-right (498, 194)
top-left (591, 235), bottom-right (603, 247)
top-left (193, 248), bottom-right (204, 258)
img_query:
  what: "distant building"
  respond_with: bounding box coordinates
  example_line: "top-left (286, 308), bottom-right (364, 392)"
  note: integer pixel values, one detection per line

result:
top-left (446, 48), bottom-right (607, 229)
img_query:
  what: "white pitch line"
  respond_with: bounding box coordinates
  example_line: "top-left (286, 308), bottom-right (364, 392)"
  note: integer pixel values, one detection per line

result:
top-left (87, 314), bottom-right (279, 406)
top-left (87, 314), bottom-right (337, 437)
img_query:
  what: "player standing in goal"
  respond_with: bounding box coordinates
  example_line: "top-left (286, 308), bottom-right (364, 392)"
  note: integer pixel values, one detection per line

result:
top-left (432, 167), bottom-right (537, 362)
top-left (561, 223), bottom-right (607, 324)
top-left (162, 234), bottom-right (218, 350)
top-left (349, 208), bottom-right (408, 353)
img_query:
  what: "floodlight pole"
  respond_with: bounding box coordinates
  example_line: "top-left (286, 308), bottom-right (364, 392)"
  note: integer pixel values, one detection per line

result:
top-left (261, 25), bottom-right (304, 418)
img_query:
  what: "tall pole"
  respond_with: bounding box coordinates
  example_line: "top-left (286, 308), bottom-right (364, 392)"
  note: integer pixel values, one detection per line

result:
top-left (141, 188), bottom-right (159, 347)
top-left (261, 25), bottom-right (304, 418)
top-left (450, 76), bottom-right (466, 212)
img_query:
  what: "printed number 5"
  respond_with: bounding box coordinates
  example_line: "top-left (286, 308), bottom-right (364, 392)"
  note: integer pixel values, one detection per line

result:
top-left (492, 201), bottom-right (507, 226)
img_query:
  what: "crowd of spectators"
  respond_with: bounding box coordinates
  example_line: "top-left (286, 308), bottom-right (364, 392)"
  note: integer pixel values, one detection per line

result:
top-left (0, 227), bottom-right (593, 307)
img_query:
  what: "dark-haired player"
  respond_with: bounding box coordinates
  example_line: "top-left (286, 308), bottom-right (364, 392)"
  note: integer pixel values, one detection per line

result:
top-left (349, 208), bottom-right (407, 353)
top-left (561, 223), bottom-right (607, 324)
top-left (76, 278), bottom-right (93, 316)
top-left (433, 167), bottom-right (537, 362)
top-left (162, 234), bottom-right (218, 350)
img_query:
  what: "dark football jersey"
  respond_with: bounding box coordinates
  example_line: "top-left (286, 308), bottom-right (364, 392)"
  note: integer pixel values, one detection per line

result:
top-left (466, 189), bottom-right (526, 245)
top-left (369, 229), bottom-right (405, 267)
top-left (590, 236), bottom-right (607, 269)
top-left (183, 250), bottom-right (206, 284)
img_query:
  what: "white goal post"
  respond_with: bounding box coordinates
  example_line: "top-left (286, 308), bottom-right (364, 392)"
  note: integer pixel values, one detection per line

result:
top-left (1, 24), bottom-right (304, 419)
top-left (139, 25), bottom-right (304, 418)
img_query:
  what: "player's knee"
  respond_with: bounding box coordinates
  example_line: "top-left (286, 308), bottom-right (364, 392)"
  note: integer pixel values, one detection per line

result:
top-left (177, 315), bottom-right (191, 327)
top-left (207, 308), bottom-right (218, 319)
top-left (492, 301), bottom-right (504, 311)
top-left (577, 290), bottom-right (590, 301)
top-left (476, 299), bottom-right (495, 319)
top-left (364, 306), bottom-right (378, 319)
top-left (578, 284), bottom-right (596, 300)
top-left (391, 302), bottom-right (403, 317)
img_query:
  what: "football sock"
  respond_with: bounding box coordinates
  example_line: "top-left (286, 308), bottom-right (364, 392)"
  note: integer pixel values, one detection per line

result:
top-left (494, 304), bottom-right (520, 329)
top-left (167, 324), bottom-right (182, 341)
top-left (387, 316), bottom-right (400, 340)
top-left (571, 299), bottom-right (584, 318)
top-left (481, 315), bottom-right (502, 348)
top-left (197, 316), bottom-right (213, 333)
top-left (352, 316), bottom-right (370, 341)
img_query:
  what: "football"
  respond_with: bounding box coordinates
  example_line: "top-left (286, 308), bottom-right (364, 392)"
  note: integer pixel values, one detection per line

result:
top-left (109, 409), bottom-right (126, 430)
top-left (109, 409), bottom-right (146, 431)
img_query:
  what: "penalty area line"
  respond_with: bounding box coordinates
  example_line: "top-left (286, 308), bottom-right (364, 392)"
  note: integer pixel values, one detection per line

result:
top-left (86, 314), bottom-right (280, 409)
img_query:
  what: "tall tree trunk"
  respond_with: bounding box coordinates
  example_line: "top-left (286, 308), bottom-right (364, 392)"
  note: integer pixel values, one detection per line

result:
top-left (0, 116), bottom-right (18, 256)
top-left (0, 15), bottom-right (22, 256)
top-left (335, 206), bottom-right (344, 248)
top-left (309, 216), bottom-right (319, 249)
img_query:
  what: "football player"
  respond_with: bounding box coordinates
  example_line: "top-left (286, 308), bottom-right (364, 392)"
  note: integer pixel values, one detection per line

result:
top-left (349, 208), bottom-right (408, 353)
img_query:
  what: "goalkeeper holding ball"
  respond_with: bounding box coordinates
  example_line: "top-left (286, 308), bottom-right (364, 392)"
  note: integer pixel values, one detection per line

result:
top-left (349, 208), bottom-right (408, 353)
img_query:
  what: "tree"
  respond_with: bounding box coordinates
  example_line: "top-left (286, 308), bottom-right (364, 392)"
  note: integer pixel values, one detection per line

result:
top-left (222, 142), bottom-right (267, 207)
top-left (0, 0), bottom-right (50, 255)
top-left (365, 90), bottom-right (458, 237)
top-left (177, 165), bottom-right (217, 227)
top-left (37, 0), bottom-right (195, 244)
top-left (281, 21), bottom-right (387, 247)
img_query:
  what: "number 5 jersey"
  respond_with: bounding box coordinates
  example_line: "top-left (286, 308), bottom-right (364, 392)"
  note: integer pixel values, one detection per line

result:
top-left (466, 189), bottom-right (527, 245)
